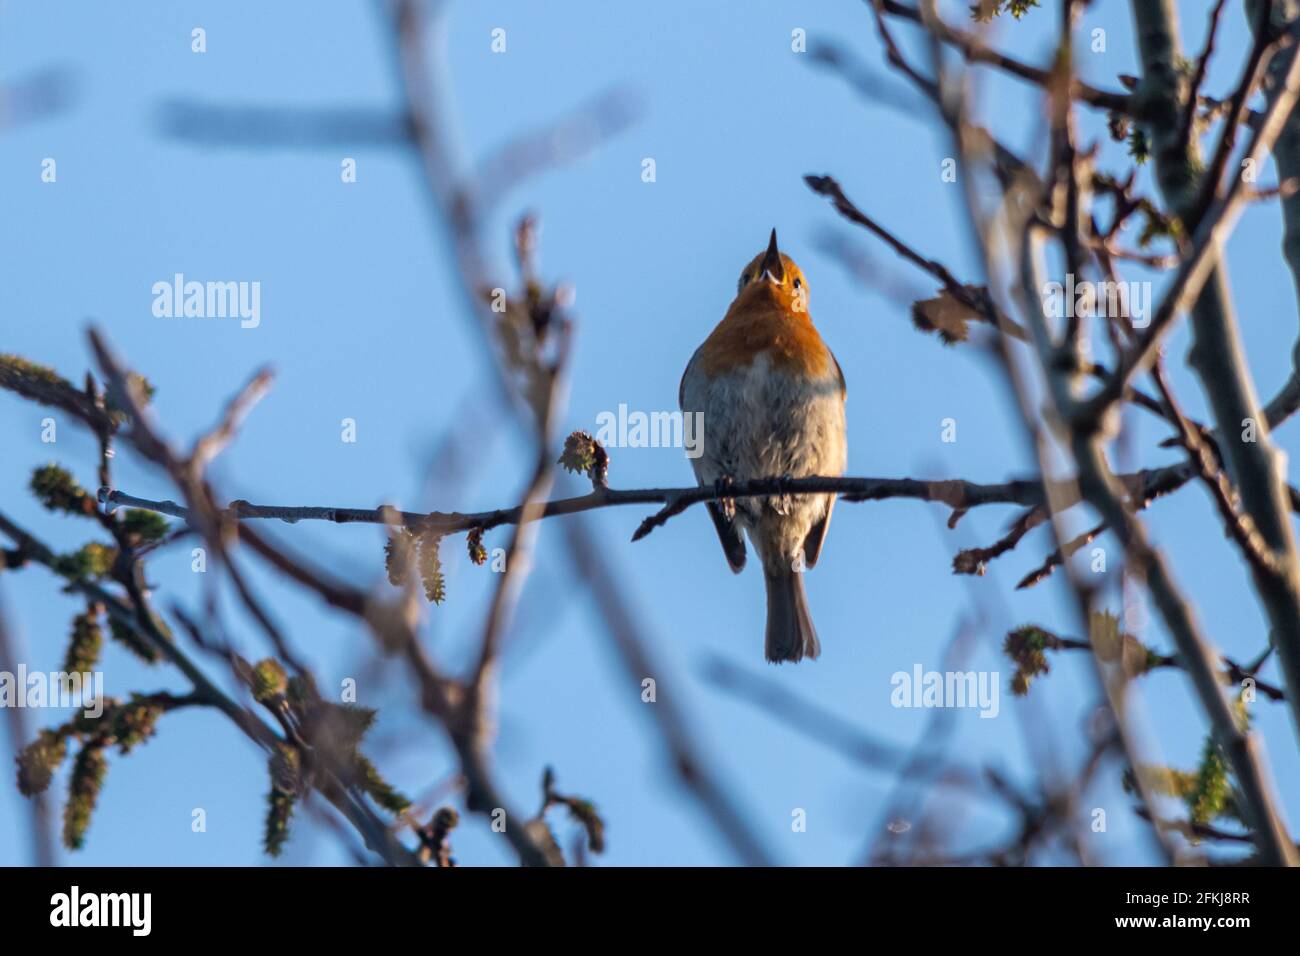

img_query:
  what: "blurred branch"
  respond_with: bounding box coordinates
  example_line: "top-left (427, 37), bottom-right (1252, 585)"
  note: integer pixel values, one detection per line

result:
top-left (1010, 623), bottom-right (1287, 702)
top-left (155, 101), bottom-right (410, 148)
top-left (704, 656), bottom-right (975, 784)
top-left (807, 40), bottom-right (930, 116)
top-left (1127, 0), bottom-right (1300, 785)
top-left (805, 173), bottom-right (1030, 341)
top-left (0, 354), bottom-right (116, 433)
top-left (1178, 0), bottom-right (1230, 150)
top-left (1254, 0), bottom-right (1300, 427)
top-left (0, 508), bottom-right (418, 866)
top-left (876, 0), bottom-right (1133, 112)
top-left (1018, 210), bottom-right (1298, 866)
top-left (1078, 40), bottom-right (1300, 421)
top-left (387, 0), bottom-right (776, 866)
top-left (562, 521), bottom-right (775, 865)
top-left (1150, 356), bottom-right (1286, 579)
top-left (888, 0), bottom-right (1264, 865)
top-left (0, 592), bottom-right (56, 865)
top-left (0, 66), bottom-right (77, 131)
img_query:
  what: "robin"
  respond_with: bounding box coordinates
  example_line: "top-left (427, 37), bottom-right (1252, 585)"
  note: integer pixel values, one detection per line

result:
top-left (679, 229), bottom-right (847, 663)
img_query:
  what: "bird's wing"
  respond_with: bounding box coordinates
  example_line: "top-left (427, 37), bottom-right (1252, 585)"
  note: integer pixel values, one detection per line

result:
top-left (678, 344), bottom-right (701, 409)
top-left (804, 350), bottom-right (844, 569)
top-left (802, 495), bottom-right (834, 569)
top-left (830, 348), bottom-right (846, 398)
top-left (681, 344), bottom-right (747, 573)
top-left (707, 501), bottom-right (747, 573)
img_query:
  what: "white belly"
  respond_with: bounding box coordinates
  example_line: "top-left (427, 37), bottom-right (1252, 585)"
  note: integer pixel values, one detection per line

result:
top-left (681, 352), bottom-right (846, 565)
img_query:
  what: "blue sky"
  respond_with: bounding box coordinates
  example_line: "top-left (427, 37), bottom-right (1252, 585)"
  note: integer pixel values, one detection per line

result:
top-left (2, 0), bottom-right (1298, 866)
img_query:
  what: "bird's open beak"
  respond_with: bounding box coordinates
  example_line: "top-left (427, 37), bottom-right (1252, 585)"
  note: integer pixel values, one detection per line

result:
top-left (760, 228), bottom-right (785, 284)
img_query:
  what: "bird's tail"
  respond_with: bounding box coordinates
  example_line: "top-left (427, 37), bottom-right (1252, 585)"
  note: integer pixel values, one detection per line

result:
top-left (764, 569), bottom-right (820, 663)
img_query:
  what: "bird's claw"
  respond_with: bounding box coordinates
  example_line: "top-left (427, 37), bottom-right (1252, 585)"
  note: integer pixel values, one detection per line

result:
top-left (715, 476), bottom-right (736, 522)
top-left (774, 474), bottom-right (794, 515)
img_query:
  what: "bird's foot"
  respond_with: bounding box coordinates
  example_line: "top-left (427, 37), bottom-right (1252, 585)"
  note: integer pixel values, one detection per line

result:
top-left (714, 475), bottom-right (736, 521)
top-left (773, 473), bottom-right (794, 515)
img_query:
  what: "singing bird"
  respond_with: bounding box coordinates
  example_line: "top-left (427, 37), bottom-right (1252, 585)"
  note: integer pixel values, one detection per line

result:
top-left (679, 230), bottom-right (847, 663)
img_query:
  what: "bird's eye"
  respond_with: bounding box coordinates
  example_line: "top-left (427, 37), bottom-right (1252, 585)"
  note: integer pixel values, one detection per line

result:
top-left (738, 272), bottom-right (750, 290)
top-left (793, 278), bottom-right (802, 289)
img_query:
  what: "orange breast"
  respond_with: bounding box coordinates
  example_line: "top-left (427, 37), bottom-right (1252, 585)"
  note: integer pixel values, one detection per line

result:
top-left (697, 283), bottom-right (834, 380)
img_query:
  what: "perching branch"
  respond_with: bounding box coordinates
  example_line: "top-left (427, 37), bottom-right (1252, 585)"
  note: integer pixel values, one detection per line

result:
top-left (100, 473), bottom-right (1046, 544)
